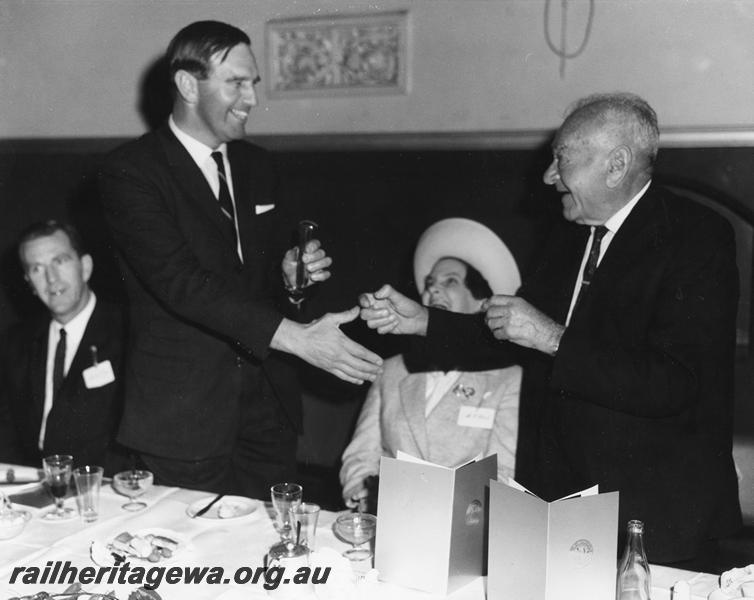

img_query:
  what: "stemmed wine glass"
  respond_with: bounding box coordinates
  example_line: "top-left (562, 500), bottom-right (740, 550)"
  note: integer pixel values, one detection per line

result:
top-left (270, 482), bottom-right (303, 541)
top-left (333, 512), bottom-right (377, 561)
top-left (113, 470), bottom-right (153, 511)
top-left (42, 454), bottom-right (75, 520)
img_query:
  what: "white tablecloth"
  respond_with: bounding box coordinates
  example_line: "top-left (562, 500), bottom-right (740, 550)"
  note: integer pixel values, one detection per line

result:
top-left (0, 483), bottom-right (723, 599)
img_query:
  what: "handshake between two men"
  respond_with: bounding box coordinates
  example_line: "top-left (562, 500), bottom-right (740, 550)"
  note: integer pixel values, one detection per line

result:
top-left (356, 283), bottom-right (563, 357)
top-left (285, 236), bottom-right (563, 388)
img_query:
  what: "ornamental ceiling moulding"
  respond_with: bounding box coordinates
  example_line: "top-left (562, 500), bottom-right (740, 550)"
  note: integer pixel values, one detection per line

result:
top-left (265, 10), bottom-right (410, 99)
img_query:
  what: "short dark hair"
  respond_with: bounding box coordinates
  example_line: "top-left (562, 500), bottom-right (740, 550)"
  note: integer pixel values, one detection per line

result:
top-left (166, 20), bottom-right (251, 86)
top-left (462, 259), bottom-right (493, 301)
top-left (18, 220), bottom-right (87, 266)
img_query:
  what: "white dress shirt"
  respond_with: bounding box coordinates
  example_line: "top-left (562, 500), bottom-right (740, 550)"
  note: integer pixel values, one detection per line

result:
top-left (424, 370), bottom-right (462, 417)
top-left (39, 292), bottom-right (97, 449)
top-left (168, 115), bottom-right (243, 262)
top-left (565, 180), bottom-right (652, 326)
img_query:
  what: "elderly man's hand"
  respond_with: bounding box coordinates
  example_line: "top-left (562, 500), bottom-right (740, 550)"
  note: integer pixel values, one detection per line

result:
top-left (484, 295), bottom-right (564, 355)
top-left (272, 308), bottom-right (383, 385)
top-left (281, 239), bottom-right (332, 290)
top-left (359, 284), bottom-right (429, 336)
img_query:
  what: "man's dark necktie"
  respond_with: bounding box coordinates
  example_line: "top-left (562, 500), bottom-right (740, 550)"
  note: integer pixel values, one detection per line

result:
top-left (52, 328), bottom-right (66, 401)
top-left (210, 151), bottom-right (238, 246)
top-left (574, 225), bottom-right (609, 309)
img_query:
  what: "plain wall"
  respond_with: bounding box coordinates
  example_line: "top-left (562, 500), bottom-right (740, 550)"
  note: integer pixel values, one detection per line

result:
top-left (2, 0), bottom-right (754, 139)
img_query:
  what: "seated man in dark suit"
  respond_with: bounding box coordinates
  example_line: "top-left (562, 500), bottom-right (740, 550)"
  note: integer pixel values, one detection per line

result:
top-left (360, 92), bottom-right (742, 566)
top-left (0, 220), bottom-right (127, 474)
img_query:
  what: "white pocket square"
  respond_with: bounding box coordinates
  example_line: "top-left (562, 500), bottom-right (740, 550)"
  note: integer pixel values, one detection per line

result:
top-left (255, 204), bottom-right (275, 215)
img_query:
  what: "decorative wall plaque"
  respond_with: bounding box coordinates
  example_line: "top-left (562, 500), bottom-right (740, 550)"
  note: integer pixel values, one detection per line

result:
top-left (266, 11), bottom-right (409, 98)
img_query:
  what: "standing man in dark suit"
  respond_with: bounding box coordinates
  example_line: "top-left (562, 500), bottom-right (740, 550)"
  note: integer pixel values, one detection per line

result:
top-left (0, 221), bottom-right (126, 474)
top-left (98, 21), bottom-right (383, 498)
top-left (360, 93), bottom-right (741, 565)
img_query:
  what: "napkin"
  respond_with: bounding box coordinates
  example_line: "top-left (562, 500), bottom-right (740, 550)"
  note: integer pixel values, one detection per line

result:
top-left (1, 463), bottom-right (40, 482)
top-left (0, 463), bottom-right (42, 494)
top-left (715, 564), bottom-right (754, 598)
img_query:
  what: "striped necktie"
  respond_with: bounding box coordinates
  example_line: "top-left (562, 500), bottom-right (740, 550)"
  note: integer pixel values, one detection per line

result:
top-left (210, 151), bottom-right (238, 244)
top-left (574, 225), bottom-right (608, 309)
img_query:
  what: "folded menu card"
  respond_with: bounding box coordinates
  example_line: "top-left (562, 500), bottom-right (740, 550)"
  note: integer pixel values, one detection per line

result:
top-left (487, 479), bottom-right (619, 600)
top-left (375, 452), bottom-right (497, 595)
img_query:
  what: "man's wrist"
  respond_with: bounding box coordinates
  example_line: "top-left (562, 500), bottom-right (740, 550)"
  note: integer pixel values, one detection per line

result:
top-left (416, 307), bottom-right (429, 336)
top-left (548, 324), bottom-right (565, 356)
top-left (270, 318), bottom-right (302, 354)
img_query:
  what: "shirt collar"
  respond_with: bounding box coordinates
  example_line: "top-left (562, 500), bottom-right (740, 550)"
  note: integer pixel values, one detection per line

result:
top-left (603, 179), bottom-right (652, 233)
top-left (168, 115), bottom-right (227, 166)
top-left (52, 291), bottom-right (96, 337)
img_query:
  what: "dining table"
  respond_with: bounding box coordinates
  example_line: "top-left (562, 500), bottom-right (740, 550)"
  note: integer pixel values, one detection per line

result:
top-left (0, 472), bottom-right (727, 600)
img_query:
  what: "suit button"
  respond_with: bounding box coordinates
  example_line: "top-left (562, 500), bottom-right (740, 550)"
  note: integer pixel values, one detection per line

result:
top-left (236, 356), bottom-right (243, 367)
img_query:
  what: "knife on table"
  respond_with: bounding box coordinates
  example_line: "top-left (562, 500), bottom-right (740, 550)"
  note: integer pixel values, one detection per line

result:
top-left (191, 493), bottom-right (224, 518)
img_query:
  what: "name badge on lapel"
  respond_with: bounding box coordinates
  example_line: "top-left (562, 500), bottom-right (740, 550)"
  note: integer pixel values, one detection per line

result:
top-left (82, 345), bottom-right (115, 389)
top-left (457, 406), bottom-right (495, 429)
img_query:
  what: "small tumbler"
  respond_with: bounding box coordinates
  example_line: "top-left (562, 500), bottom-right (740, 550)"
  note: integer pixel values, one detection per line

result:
top-left (73, 465), bottom-right (104, 523)
top-left (292, 502), bottom-right (320, 550)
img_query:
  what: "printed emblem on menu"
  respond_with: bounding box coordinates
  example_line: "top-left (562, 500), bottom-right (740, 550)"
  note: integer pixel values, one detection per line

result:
top-left (465, 499), bottom-right (483, 527)
top-left (569, 538), bottom-right (594, 568)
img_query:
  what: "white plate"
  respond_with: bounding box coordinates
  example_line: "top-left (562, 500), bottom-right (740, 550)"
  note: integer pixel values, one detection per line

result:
top-left (91, 527), bottom-right (188, 567)
top-left (2, 480), bottom-right (43, 495)
top-left (186, 495), bottom-right (260, 521)
top-left (708, 590), bottom-right (754, 600)
top-left (39, 504), bottom-right (78, 523)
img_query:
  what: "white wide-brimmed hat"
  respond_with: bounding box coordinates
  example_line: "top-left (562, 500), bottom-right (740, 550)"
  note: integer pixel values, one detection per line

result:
top-left (413, 217), bottom-right (521, 295)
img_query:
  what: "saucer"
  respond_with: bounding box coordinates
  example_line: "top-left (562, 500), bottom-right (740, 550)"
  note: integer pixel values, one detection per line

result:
top-left (186, 495), bottom-right (260, 521)
top-left (39, 506), bottom-right (77, 522)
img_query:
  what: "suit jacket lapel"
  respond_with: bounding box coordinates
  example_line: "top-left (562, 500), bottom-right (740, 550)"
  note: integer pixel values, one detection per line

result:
top-left (28, 320), bottom-right (48, 434)
top-left (227, 142), bottom-right (254, 260)
top-left (58, 304), bottom-right (105, 401)
top-left (156, 126), bottom-right (238, 249)
top-left (587, 186), bottom-right (666, 295)
top-left (399, 373), bottom-right (430, 460)
top-left (524, 223), bottom-right (588, 323)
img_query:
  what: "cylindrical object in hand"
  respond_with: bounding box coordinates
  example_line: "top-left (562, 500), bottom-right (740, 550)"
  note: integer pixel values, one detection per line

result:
top-left (295, 220), bottom-right (318, 291)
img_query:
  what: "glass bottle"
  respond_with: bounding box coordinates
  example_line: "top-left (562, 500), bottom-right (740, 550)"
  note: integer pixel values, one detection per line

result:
top-left (616, 520), bottom-right (652, 600)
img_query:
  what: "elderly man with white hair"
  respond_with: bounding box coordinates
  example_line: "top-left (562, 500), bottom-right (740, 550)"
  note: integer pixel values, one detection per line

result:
top-left (359, 93), bottom-right (741, 567)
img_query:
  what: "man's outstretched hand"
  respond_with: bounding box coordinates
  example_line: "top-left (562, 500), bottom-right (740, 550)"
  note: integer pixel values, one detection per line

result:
top-left (359, 284), bottom-right (429, 336)
top-left (272, 307), bottom-right (383, 385)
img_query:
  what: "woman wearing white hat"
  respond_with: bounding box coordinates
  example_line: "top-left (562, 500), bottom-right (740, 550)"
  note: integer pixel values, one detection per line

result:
top-left (340, 218), bottom-right (523, 509)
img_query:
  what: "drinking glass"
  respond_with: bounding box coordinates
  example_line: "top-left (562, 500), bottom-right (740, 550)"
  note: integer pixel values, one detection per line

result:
top-left (42, 454), bottom-right (74, 520)
top-left (113, 469), bottom-right (153, 511)
top-left (287, 220), bottom-right (318, 305)
top-left (270, 482), bottom-right (303, 541)
top-left (333, 512), bottom-right (377, 561)
top-left (292, 502), bottom-right (321, 549)
top-left (73, 465), bottom-right (104, 522)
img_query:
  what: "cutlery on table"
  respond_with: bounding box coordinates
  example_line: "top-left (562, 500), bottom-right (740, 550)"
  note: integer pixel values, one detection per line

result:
top-left (191, 494), bottom-right (224, 518)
